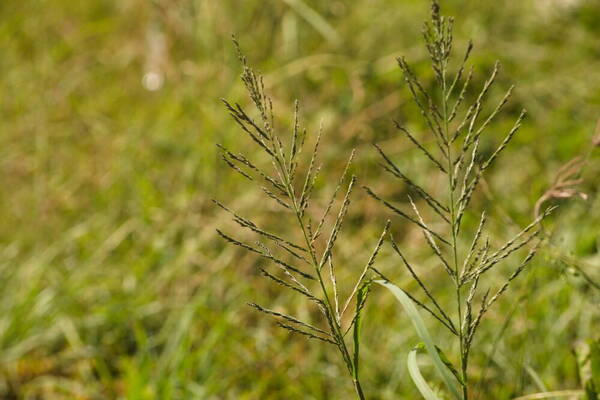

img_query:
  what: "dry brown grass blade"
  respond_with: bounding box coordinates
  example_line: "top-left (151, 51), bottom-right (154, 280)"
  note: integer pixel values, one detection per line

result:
top-left (534, 156), bottom-right (588, 219)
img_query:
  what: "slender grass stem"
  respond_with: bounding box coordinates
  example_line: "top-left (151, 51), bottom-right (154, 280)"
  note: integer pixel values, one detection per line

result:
top-left (442, 52), bottom-right (468, 400)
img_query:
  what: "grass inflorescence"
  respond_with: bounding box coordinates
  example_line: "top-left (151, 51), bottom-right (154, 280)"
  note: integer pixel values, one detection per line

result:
top-left (365, 3), bottom-right (555, 398)
top-left (216, 38), bottom-right (390, 398)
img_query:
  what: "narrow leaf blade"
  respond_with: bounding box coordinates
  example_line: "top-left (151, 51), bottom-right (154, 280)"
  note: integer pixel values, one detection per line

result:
top-left (408, 349), bottom-right (442, 400)
top-left (376, 280), bottom-right (461, 400)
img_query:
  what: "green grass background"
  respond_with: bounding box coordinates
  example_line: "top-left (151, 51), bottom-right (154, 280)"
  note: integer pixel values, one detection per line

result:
top-left (0, 0), bottom-right (599, 398)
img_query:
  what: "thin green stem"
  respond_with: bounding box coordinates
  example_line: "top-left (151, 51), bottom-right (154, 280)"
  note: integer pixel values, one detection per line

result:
top-left (354, 379), bottom-right (366, 400)
top-left (442, 57), bottom-right (468, 400)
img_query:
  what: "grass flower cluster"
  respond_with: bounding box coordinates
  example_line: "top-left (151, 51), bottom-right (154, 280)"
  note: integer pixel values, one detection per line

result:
top-left (216, 38), bottom-right (389, 398)
top-left (217, 2), bottom-right (592, 399)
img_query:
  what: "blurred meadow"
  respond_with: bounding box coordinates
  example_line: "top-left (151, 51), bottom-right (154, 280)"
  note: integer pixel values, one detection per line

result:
top-left (0, 0), bottom-right (599, 398)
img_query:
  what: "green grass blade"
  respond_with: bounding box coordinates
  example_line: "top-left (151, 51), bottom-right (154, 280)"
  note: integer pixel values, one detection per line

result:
top-left (511, 390), bottom-right (585, 400)
top-left (408, 348), bottom-right (442, 400)
top-left (376, 280), bottom-right (461, 400)
top-left (281, 0), bottom-right (342, 46)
